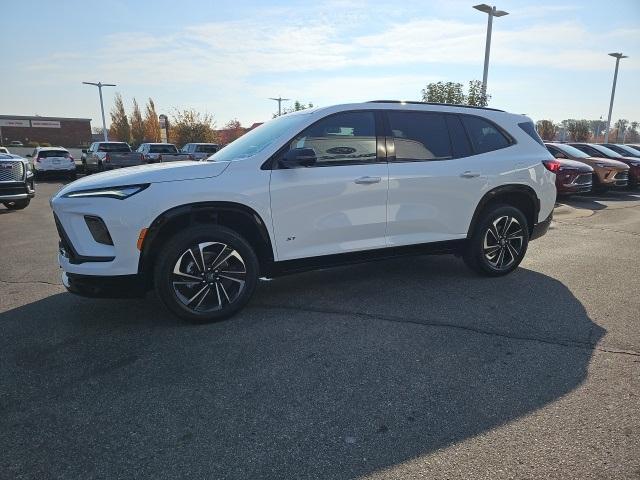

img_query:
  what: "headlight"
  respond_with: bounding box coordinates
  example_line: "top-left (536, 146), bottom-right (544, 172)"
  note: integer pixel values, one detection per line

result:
top-left (63, 184), bottom-right (149, 200)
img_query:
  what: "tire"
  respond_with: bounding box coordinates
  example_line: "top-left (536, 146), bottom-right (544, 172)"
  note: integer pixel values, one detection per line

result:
top-left (463, 204), bottom-right (529, 277)
top-left (3, 199), bottom-right (30, 210)
top-left (154, 225), bottom-right (259, 323)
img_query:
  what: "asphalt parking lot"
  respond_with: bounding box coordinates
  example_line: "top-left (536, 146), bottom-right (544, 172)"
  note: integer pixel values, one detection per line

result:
top-left (1, 180), bottom-right (639, 479)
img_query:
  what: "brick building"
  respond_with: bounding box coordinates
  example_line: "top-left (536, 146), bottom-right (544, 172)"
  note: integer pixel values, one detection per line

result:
top-left (0, 115), bottom-right (92, 148)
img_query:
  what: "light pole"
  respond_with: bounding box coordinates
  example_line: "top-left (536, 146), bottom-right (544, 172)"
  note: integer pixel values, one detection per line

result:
top-left (269, 97), bottom-right (290, 117)
top-left (83, 81), bottom-right (116, 141)
top-left (473, 4), bottom-right (508, 97)
top-left (604, 53), bottom-right (628, 143)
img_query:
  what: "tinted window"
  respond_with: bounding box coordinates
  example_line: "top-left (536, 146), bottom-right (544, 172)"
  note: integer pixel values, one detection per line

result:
top-left (196, 145), bottom-right (219, 153)
top-left (518, 121), bottom-right (544, 146)
top-left (462, 116), bottom-right (511, 154)
top-left (446, 115), bottom-right (472, 158)
top-left (388, 112), bottom-right (451, 161)
top-left (290, 111), bottom-right (377, 166)
top-left (97, 142), bottom-right (131, 153)
top-left (571, 144), bottom-right (601, 157)
top-left (38, 150), bottom-right (68, 158)
top-left (149, 144), bottom-right (178, 154)
top-left (553, 144), bottom-right (589, 158)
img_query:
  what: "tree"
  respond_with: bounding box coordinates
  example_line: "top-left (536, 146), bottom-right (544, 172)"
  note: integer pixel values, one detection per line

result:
top-left (421, 80), bottom-right (490, 106)
top-left (109, 93), bottom-right (130, 143)
top-left (219, 119), bottom-right (246, 144)
top-left (565, 119), bottom-right (591, 141)
top-left (143, 98), bottom-right (161, 143)
top-left (275, 100), bottom-right (314, 118)
top-left (627, 121), bottom-right (640, 143)
top-left (130, 98), bottom-right (145, 148)
top-left (614, 119), bottom-right (629, 142)
top-left (536, 120), bottom-right (557, 141)
top-left (92, 126), bottom-right (104, 135)
top-left (169, 108), bottom-right (217, 147)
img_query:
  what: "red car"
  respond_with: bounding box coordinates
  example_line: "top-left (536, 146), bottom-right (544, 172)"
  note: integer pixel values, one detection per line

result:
top-left (543, 158), bottom-right (593, 195)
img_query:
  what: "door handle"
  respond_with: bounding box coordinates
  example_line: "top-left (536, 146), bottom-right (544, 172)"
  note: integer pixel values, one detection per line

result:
top-left (354, 176), bottom-right (382, 184)
top-left (460, 171), bottom-right (481, 178)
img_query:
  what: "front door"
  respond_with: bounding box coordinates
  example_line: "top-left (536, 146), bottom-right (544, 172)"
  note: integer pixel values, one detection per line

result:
top-left (269, 111), bottom-right (389, 261)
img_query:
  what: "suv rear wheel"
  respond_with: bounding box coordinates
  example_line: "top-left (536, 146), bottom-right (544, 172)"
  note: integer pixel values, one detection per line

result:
top-left (463, 204), bottom-right (529, 276)
top-left (154, 225), bottom-right (259, 323)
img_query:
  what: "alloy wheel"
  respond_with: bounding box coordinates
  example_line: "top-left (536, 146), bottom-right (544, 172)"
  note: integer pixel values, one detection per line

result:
top-left (172, 242), bottom-right (247, 312)
top-left (482, 215), bottom-right (524, 270)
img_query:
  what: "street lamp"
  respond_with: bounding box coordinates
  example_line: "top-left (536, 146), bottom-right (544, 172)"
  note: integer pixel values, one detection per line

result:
top-left (82, 81), bottom-right (116, 141)
top-left (269, 97), bottom-right (290, 117)
top-left (604, 52), bottom-right (628, 143)
top-left (473, 4), bottom-right (509, 97)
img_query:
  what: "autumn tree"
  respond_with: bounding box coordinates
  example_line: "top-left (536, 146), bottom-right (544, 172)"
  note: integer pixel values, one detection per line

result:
top-left (169, 108), bottom-right (216, 147)
top-left (421, 80), bottom-right (490, 106)
top-left (627, 121), bottom-right (640, 143)
top-left (536, 120), bottom-right (557, 141)
top-left (219, 119), bottom-right (246, 144)
top-left (143, 98), bottom-right (161, 142)
top-left (109, 93), bottom-right (130, 143)
top-left (130, 98), bottom-right (145, 148)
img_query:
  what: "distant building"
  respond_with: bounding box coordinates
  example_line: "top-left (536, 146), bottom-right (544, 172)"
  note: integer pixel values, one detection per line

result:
top-left (0, 115), bottom-right (92, 147)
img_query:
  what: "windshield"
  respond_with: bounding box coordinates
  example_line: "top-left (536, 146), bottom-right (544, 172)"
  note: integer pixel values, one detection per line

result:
top-left (555, 144), bottom-right (589, 158)
top-left (209, 114), bottom-right (304, 162)
top-left (98, 143), bottom-right (131, 153)
top-left (149, 144), bottom-right (178, 154)
top-left (592, 144), bottom-right (622, 158)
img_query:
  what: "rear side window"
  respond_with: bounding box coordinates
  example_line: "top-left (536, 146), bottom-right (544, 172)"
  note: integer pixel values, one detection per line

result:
top-left (445, 115), bottom-right (472, 158)
top-left (388, 112), bottom-right (452, 160)
top-left (518, 121), bottom-right (544, 146)
top-left (461, 116), bottom-right (511, 154)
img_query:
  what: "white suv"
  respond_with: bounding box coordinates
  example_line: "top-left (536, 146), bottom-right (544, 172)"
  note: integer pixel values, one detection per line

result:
top-left (51, 102), bottom-right (556, 322)
top-left (29, 147), bottom-right (76, 178)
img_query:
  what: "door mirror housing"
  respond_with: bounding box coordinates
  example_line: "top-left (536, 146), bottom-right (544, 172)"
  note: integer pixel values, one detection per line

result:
top-left (82, 149), bottom-right (88, 153)
top-left (278, 148), bottom-right (317, 169)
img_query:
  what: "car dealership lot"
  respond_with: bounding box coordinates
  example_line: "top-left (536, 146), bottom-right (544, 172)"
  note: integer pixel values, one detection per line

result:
top-left (1, 181), bottom-right (639, 479)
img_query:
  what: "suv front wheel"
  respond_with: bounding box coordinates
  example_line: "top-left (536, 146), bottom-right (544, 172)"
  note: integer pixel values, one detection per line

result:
top-left (463, 204), bottom-right (529, 276)
top-left (154, 225), bottom-right (259, 323)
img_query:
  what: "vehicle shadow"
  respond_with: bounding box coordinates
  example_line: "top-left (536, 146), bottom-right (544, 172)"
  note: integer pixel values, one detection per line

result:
top-left (557, 189), bottom-right (640, 211)
top-left (0, 255), bottom-right (604, 479)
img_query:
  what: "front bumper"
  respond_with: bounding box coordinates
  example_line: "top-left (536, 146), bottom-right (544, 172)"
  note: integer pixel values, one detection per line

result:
top-left (0, 180), bottom-right (35, 201)
top-left (62, 272), bottom-right (148, 298)
top-left (530, 211), bottom-right (553, 241)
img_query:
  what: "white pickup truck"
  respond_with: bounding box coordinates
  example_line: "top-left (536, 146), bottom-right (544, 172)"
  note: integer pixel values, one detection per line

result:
top-left (83, 142), bottom-right (145, 173)
top-left (136, 143), bottom-right (194, 163)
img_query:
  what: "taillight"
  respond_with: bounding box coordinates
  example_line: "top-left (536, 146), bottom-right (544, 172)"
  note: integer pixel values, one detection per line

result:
top-left (36, 155), bottom-right (42, 162)
top-left (140, 153), bottom-right (144, 162)
top-left (69, 155), bottom-right (74, 162)
top-left (542, 159), bottom-right (561, 173)
top-left (158, 154), bottom-right (163, 162)
top-left (105, 153), bottom-right (111, 163)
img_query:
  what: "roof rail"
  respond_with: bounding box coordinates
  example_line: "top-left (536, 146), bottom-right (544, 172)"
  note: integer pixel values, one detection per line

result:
top-left (367, 100), bottom-right (504, 112)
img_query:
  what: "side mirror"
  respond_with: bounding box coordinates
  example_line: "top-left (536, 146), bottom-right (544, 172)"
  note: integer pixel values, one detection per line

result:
top-left (26, 154), bottom-right (32, 158)
top-left (82, 149), bottom-right (88, 153)
top-left (278, 148), bottom-right (317, 169)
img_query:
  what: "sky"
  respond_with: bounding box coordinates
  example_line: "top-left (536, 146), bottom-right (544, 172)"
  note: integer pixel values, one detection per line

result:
top-left (1, 0), bottom-right (638, 129)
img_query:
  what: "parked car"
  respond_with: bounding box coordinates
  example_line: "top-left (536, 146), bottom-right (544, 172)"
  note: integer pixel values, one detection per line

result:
top-left (0, 153), bottom-right (35, 210)
top-left (9, 141), bottom-right (23, 147)
top-left (136, 143), bottom-right (194, 163)
top-left (542, 157), bottom-right (593, 195)
top-left (546, 143), bottom-right (629, 191)
top-left (27, 147), bottom-right (76, 179)
top-left (51, 101), bottom-right (556, 323)
top-left (180, 143), bottom-right (220, 160)
top-left (601, 143), bottom-right (640, 158)
top-left (0, 147), bottom-right (9, 154)
top-left (83, 142), bottom-right (145, 173)
top-left (569, 143), bottom-right (640, 188)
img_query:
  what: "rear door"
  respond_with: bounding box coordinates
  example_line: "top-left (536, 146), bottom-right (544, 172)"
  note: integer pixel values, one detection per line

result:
top-left (269, 110), bottom-right (389, 260)
top-left (385, 111), bottom-right (511, 245)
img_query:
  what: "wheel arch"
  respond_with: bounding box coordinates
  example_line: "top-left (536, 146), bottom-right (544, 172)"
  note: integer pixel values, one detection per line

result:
top-left (138, 201), bottom-right (275, 281)
top-left (467, 184), bottom-right (540, 238)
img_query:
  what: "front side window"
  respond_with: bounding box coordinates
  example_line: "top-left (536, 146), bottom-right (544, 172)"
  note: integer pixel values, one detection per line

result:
top-left (571, 144), bottom-right (601, 157)
top-left (388, 112), bottom-right (452, 161)
top-left (554, 144), bottom-right (589, 158)
top-left (289, 111), bottom-right (377, 166)
top-left (462, 116), bottom-right (511, 154)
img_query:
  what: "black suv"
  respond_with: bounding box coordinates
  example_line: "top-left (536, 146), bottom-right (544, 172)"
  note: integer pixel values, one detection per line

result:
top-left (0, 153), bottom-right (35, 210)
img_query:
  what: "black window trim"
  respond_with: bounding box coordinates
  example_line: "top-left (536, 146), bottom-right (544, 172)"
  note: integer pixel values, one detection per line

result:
top-left (261, 109), bottom-right (386, 170)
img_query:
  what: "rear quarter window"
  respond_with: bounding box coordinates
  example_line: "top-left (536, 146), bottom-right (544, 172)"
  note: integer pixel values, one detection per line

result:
top-left (518, 121), bottom-right (545, 146)
top-left (461, 116), bottom-right (512, 154)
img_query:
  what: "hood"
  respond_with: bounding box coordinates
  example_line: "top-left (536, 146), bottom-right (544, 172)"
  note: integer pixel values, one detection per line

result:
top-left (558, 158), bottom-right (593, 171)
top-left (56, 160), bottom-right (231, 197)
top-left (586, 156), bottom-right (630, 170)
